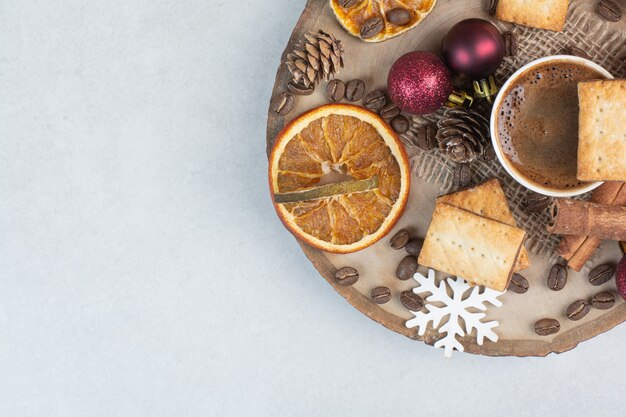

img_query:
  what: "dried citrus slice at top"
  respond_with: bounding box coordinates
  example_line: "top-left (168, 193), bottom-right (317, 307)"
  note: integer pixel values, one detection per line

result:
top-left (269, 104), bottom-right (410, 253)
top-left (330, 0), bottom-right (438, 43)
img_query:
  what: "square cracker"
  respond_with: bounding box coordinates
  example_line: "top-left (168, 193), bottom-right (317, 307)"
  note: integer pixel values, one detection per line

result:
top-left (418, 203), bottom-right (526, 292)
top-left (577, 80), bottom-right (626, 182)
top-left (437, 179), bottom-right (530, 271)
top-left (496, 0), bottom-right (569, 32)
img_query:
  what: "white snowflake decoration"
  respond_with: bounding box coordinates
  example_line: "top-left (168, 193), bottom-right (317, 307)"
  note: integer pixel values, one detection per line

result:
top-left (405, 269), bottom-right (504, 358)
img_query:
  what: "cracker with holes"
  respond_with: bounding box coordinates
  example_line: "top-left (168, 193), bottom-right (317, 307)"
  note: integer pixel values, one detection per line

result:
top-left (418, 203), bottom-right (526, 291)
top-left (495, 0), bottom-right (569, 32)
top-left (437, 179), bottom-right (530, 271)
top-left (577, 79), bottom-right (626, 182)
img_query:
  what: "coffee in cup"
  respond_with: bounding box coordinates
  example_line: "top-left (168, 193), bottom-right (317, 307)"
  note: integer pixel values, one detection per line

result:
top-left (491, 56), bottom-right (612, 197)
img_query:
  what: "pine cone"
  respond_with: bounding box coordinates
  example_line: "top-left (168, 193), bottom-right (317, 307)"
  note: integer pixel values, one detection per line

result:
top-left (286, 30), bottom-right (344, 89)
top-left (436, 107), bottom-right (490, 163)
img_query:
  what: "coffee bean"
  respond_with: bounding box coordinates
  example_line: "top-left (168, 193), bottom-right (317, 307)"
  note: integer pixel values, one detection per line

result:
top-left (371, 286), bottom-right (391, 304)
top-left (338, 0), bottom-right (359, 8)
top-left (390, 115), bottom-right (410, 134)
top-left (287, 81), bottom-right (314, 96)
top-left (396, 255), bottom-right (418, 280)
top-left (565, 46), bottom-right (591, 60)
top-left (380, 103), bottom-right (400, 120)
top-left (271, 92), bottom-right (294, 116)
top-left (334, 267), bottom-right (359, 286)
top-left (390, 229), bottom-right (410, 249)
top-left (453, 164), bottom-right (472, 189)
top-left (488, 0), bottom-right (499, 15)
top-left (547, 263), bottom-right (568, 291)
top-left (598, 0), bottom-right (622, 22)
top-left (345, 79), bottom-right (365, 101)
top-left (405, 238), bottom-right (423, 257)
top-left (508, 273), bottom-right (529, 294)
top-left (326, 79), bottom-right (346, 102)
top-left (566, 299), bottom-right (591, 321)
top-left (386, 8), bottom-right (411, 26)
top-left (591, 291), bottom-right (616, 310)
top-left (416, 123), bottom-right (437, 150)
top-left (589, 263), bottom-right (615, 286)
top-left (534, 318), bottom-right (560, 336)
top-left (400, 290), bottom-right (424, 311)
top-left (503, 31), bottom-right (518, 56)
top-left (361, 17), bottom-right (384, 39)
top-left (364, 90), bottom-right (387, 111)
top-left (525, 192), bottom-right (551, 213)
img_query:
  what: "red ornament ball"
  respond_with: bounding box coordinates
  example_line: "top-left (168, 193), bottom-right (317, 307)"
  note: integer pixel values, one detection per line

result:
top-left (442, 18), bottom-right (505, 80)
top-left (387, 51), bottom-right (453, 116)
top-left (616, 254), bottom-right (626, 300)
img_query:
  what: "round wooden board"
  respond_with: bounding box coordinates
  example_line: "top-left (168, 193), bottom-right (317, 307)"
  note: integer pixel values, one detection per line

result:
top-left (266, 0), bottom-right (626, 357)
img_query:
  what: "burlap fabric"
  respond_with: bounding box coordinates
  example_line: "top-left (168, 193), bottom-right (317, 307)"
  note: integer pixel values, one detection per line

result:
top-left (403, 1), bottom-right (626, 261)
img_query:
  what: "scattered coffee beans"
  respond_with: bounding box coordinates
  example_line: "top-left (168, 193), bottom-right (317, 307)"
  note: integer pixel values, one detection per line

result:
top-left (405, 238), bottom-right (423, 258)
top-left (334, 267), bottom-right (359, 286)
top-left (361, 17), bottom-right (384, 39)
top-left (588, 263), bottom-right (615, 286)
top-left (390, 115), bottom-right (410, 134)
top-left (598, 0), bottom-right (622, 22)
top-left (508, 273), bottom-right (529, 294)
top-left (503, 31), bottom-right (518, 56)
top-left (400, 290), bottom-right (424, 311)
top-left (565, 46), bottom-right (591, 60)
top-left (415, 123), bottom-right (437, 150)
top-left (534, 318), bottom-right (560, 336)
top-left (371, 286), bottom-right (391, 304)
top-left (364, 90), bottom-right (387, 111)
top-left (396, 256), bottom-right (418, 280)
top-left (591, 291), bottom-right (616, 310)
top-left (326, 79), bottom-right (346, 102)
top-left (345, 79), bottom-right (365, 101)
top-left (547, 263), bottom-right (568, 291)
top-left (272, 92), bottom-right (294, 116)
top-left (453, 164), bottom-right (472, 189)
top-left (390, 229), bottom-right (410, 249)
top-left (566, 299), bottom-right (591, 321)
top-left (380, 102), bottom-right (400, 120)
top-left (386, 8), bottom-right (411, 26)
top-left (524, 192), bottom-right (551, 213)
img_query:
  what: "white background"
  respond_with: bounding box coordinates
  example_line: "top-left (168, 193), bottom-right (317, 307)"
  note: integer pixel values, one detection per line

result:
top-left (1, 1), bottom-right (624, 416)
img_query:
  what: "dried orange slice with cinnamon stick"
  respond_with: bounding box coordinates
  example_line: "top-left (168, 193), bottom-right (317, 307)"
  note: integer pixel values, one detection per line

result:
top-left (269, 104), bottom-right (410, 253)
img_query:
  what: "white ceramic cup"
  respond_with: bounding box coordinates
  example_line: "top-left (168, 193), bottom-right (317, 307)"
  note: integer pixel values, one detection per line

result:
top-left (490, 55), bottom-right (613, 197)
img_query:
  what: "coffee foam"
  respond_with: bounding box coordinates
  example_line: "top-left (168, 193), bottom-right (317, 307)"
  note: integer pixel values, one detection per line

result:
top-left (496, 62), bottom-right (604, 190)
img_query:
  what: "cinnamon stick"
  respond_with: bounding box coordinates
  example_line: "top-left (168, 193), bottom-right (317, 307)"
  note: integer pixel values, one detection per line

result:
top-left (557, 181), bottom-right (625, 259)
top-left (557, 182), bottom-right (626, 271)
top-left (567, 237), bottom-right (603, 272)
top-left (547, 199), bottom-right (626, 241)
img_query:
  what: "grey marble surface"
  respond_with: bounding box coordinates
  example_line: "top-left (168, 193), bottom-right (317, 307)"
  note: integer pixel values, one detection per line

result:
top-left (0, 1), bottom-right (624, 416)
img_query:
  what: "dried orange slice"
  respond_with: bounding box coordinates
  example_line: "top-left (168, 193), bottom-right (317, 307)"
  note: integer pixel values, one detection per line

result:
top-left (269, 104), bottom-right (410, 253)
top-left (330, 0), bottom-right (438, 42)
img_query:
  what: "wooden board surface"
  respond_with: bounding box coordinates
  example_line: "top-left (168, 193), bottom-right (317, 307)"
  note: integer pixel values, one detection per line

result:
top-left (266, 0), bottom-right (626, 357)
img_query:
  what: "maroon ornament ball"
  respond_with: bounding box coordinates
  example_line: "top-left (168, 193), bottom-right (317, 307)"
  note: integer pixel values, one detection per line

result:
top-left (616, 254), bottom-right (626, 300)
top-left (442, 18), bottom-right (505, 80)
top-left (387, 51), bottom-right (453, 116)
